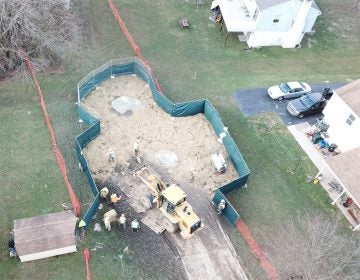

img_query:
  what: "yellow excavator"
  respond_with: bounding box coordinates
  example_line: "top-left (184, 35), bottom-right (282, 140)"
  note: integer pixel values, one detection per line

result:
top-left (136, 167), bottom-right (202, 239)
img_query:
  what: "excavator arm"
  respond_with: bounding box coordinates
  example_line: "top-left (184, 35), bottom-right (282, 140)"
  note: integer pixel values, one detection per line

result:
top-left (136, 167), bottom-right (166, 208)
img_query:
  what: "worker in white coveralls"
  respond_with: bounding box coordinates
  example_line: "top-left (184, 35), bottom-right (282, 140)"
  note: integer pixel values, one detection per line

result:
top-left (217, 199), bottom-right (226, 215)
top-left (118, 213), bottom-right (126, 229)
top-left (8, 239), bottom-right (16, 257)
top-left (131, 219), bottom-right (140, 232)
top-left (133, 142), bottom-right (139, 156)
top-left (108, 148), bottom-right (115, 162)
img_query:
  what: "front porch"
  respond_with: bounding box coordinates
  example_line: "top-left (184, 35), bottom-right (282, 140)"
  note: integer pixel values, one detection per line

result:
top-left (288, 122), bottom-right (360, 230)
top-left (212, 0), bottom-right (257, 33)
top-left (211, 0), bottom-right (257, 46)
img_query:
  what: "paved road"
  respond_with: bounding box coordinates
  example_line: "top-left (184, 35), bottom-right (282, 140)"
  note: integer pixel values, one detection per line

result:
top-left (233, 83), bottom-right (343, 125)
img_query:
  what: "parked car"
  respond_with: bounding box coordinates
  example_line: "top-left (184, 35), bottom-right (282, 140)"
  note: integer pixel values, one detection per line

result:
top-left (287, 92), bottom-right (327, 118)
top-left (267, 81), bottom-right (311, 100)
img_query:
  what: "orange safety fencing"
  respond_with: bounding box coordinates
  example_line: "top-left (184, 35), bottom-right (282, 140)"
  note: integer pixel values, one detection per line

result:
top-left (23, 54), bottom-right (81, 217)
top-left (236, 218), bottom-right (280, 280)
top-left (108, 0), bottom-right (142, 60)
top-left (83, 248), bottom-right (91, 280)
top-left (225, 194), bottom-right (279, 279)
top-left (108, 0), bottom-right (163, 93)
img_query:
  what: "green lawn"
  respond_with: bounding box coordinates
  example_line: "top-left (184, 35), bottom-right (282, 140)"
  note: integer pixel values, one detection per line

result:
top-left (113, 1), bottom-right (359, 276)
top-left (0, 1), bottom-right (134, 279)
top-left (1, 0), bottom-right (359, 279)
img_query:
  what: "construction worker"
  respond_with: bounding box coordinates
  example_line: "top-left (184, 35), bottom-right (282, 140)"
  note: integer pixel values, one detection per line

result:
top-left (78, 220), bottom-right (86, 238)
top-left (313, 174), bottom-right (323, 184)
top-left (8, 239), bottom-right (16, 257)
top-left (110, 193), bottom-right (121, 203)
top-left (103, 209), bottom-right (117, 231)
top-left (217, 199), bottom-right (226, 215)
top-left (108, 148), bottom-right (115, 162)
top-left (131, 219), bottom-right (140, 232)
top-left (118, 213), bottom-right (126, 229)
top-left (133, 142), bottom-right (139, 156)
top-left (100, 187), bottom-right (109, 199)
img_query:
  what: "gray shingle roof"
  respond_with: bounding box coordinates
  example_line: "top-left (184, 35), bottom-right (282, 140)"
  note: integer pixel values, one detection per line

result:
top-left (335, 79), bottom-right (360, 117)
top-left (256, 0), bottom-right (320, 12)
top-left (325, 147), bottom-right (360, 207)
top-left (256, 0), bottom-right (291, 10)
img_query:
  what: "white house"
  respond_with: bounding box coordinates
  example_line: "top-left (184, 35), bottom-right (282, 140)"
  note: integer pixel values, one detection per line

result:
top-left (322, 80), bottom-right (360, 153)
top-left (320, 80), bottom-right (360, 230)
top-left (288, 80), bottom-right (360, 230)
top-left (211, 0), bottom-right (321, 48)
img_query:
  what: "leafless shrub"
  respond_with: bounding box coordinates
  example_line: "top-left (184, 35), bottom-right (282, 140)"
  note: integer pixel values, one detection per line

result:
top-left (262, 213), bottom-right (360, 280)
top-left (0, 0), bottom-right (77, 78)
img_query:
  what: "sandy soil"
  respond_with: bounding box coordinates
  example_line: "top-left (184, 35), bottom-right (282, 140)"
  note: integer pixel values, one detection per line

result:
top-left (82, 74), bottom-right (237, 199)
top-left (82, 74), bottom-right (246, 280)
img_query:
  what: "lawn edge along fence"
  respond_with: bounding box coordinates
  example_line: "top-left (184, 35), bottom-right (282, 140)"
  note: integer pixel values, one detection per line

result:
top-left (76, 57), bottom-right (250, 226)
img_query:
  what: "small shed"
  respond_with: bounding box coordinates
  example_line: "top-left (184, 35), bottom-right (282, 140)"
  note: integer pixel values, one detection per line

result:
top-left (14, 211), bottom-right (78, 262)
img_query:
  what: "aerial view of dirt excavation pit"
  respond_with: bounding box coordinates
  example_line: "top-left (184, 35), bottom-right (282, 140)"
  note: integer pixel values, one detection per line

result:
top-left (82, 74), bottom-right (247, 280)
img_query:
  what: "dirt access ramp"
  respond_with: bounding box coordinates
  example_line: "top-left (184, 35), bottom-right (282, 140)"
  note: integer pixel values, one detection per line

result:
top-left (172, 183), bottom-right (247, 280)
top-left (82, 75), bottom-right (247, 280)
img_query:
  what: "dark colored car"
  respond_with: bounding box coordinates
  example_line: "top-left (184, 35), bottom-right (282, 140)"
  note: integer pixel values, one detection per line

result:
top-left (287, 92), bottom-right (327, 118)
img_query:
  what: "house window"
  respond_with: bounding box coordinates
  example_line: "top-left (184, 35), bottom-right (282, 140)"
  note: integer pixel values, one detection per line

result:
top-left (273, 16), bottom-right (281, 23)
top-left (346, 114), bottom-right (356, 126)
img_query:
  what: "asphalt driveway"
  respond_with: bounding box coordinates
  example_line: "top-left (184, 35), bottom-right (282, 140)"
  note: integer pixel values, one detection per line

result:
top-left (234, 83), bottom-right (343, 125)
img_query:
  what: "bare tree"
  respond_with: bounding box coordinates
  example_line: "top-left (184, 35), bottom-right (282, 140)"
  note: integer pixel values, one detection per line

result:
top-left (0, 0), bottom-right (77, 78)
top-left (262, 213), bottom-right (360, 280)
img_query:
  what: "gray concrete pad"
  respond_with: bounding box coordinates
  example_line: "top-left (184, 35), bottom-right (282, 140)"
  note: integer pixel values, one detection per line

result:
top-left (233, 83), bottom-right (343, 125)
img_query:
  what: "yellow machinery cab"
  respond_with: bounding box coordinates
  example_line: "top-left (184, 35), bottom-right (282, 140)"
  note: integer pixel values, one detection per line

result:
top-left (161, 185), bottom-right (202, 236)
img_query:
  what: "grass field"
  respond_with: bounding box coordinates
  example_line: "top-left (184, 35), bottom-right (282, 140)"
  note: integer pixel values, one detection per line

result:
top-left (1, 0), bottom-right (359, 279)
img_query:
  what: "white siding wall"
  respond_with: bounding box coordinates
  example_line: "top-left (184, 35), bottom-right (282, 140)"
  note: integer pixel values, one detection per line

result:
top-left (246, 0), bottom-right (319, 47)
top-left (323, 94), bottom-right (360, 152)
top-left (247, 2), bottom-right (297, 47)
top-left (247, 31), bottom-right (286, 47)
top-left (303, 8), bottom-right (320, 32)
top-left (256, 2), bottom-right (299, 32)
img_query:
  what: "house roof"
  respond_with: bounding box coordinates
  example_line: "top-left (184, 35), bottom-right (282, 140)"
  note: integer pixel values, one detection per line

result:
top-left (256, 0), bottom-right (291, 10)
top-left (335, 79), bottom-right (360, 117)
top-left (325, 147), bottom-right (360, 206)
top-left (256, 0), bottom-right (321, 12)
top-left (14, 211), bottom-right (77, 256)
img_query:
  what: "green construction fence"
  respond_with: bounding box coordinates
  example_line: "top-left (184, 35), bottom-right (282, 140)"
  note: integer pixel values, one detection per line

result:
top-left (76, 58), bottom-right (250, 226)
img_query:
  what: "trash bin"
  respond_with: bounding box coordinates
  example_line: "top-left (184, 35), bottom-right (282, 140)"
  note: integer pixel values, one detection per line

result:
top-left (312, 132), bottom-right (323, 144)
top-left (328, 143), bottom-right (337, 152)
